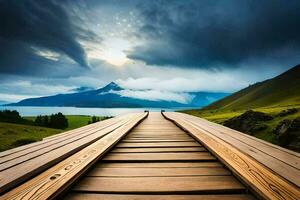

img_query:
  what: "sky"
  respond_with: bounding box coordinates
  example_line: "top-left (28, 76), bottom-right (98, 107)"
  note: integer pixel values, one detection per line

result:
top-left (0, 0), bottom-right (300, 103)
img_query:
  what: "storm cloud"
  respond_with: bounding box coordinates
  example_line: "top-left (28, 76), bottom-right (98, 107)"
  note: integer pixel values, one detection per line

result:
top-left (0, 0), bottom-right (299, 103)
top-left (128, 0), bottom-right (300, 68)
top-left (0, 0), bottom-right (90, 75)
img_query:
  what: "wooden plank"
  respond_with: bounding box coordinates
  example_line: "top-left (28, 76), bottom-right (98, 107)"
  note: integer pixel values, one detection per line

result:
top-left (163, 112), bottom-right (300, 200)
top-left (116, 142), bottom-right (201, 148)
top-left (0, 114), bottom-right (130, 159)
top-left (132, 130), bottom-right (181, 132)
top-left (72, 176), bottom-right (245, 193)
top-left (0, 112), bottom-right (147, 197)
top-left (111, 147), bottom-right (206, 153)
top-left (127, 136), bottom-right (190, 139)
top-left (65, 193), bottom-right (255, 200)
top-left (102, 152), bottom-right (216, 161)
top-left (167, 112), bottom-right (300, 185)
top-left (86, 167), bottom-right (231, 177)
top-left (179, 113), bottom-right (300, 186)
top-left (128, 135), bottom-right (188, 138)
top-left (0, 119), bottom-right (128, 171)
top-left (131, 127), bottom-right (179, 129)
top-left (0, 118), bottom-right (130, 190)
top-left (95, 162), bottom-right (223, 168)
top-left (130, 130), bottom-right (184, 132)
top-left (130, 130), bottom-right (185, 133)
top-left (125, 136), bottom-right (191, 140)
top-left (125, 135), bottom-right (191, 138)
top-left (180, 113), bottom-right (300, 165)
top-left (121, 139), bottom-right (195, 142)
top-left (67, 193), bottom-right (255, 200)
top-left (42, 114), bottom-right (129, 140)
top-left (126, 134), bottom-right (189, 137)
top-left (184, 113), bottom-right (299, 156)
top-left (0, 117), bottom-right (125, 161)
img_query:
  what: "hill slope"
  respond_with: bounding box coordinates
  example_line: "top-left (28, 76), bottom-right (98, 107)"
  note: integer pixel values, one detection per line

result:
top-left (7, 82), bottom-right (228, 108)
top-left (203, 64), bottom-right (300, 111)
top-left (182, 64), bottom-right (300, 151)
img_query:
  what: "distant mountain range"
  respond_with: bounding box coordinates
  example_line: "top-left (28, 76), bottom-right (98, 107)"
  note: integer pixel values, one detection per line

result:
top-left (7, 82), bottom-right (229, 108)
top-left (203, 64), bottom-right (300, 111)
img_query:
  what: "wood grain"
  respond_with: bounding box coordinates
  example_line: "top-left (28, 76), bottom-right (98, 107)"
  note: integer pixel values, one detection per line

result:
top-left (111, 147), bottom-right (206, 153)
top-left (72, 176), bottom-right (245, 193)
top-left (179, 113), bottom-right (300, 185)
top-left (121, 139), bottom-right (195, 142)
top-left (0, 112), bottom-right (147, 198)
top-left (66, 112), bottom-right (250, 199)
top-left (0, 119), bottom-right (127, 171)
top-left (0, 114), bottom-right (129, 158)
top-left (116, 142), bottom-right (201, 147)
top-left (95, 162), bottom-right (223, 168)
top-left (86, 167), bottom-right (231, 177)
top-left (65, 193), bottom-right (255, 200)
top-left (0, 118), bottom-right (129, 193)
top-left (102, 152), bottom-right (216, 161)
top-left (163, 112), bottom-right (300, 200)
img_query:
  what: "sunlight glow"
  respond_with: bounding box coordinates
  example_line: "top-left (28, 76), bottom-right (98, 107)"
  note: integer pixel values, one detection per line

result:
top-left (102, 38), bottom-right (130, 66)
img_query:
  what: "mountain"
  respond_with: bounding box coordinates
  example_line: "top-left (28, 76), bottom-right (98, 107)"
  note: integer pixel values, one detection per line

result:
top-left (203, 64), bottom-right (300, 111)
top-left (7, 82), bottom-right (228, 108)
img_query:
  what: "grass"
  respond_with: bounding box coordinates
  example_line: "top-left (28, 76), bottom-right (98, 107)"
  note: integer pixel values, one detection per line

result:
top-left (183, 105), bottom-right (300, 123)
top-left (181, 104), bottom-right (300, 145)
top-left (24, 115), bottom-right (107, 130)
top-left (65, 115), bottom-right (94, 130)
top-left (0, 115), bottom-right (106, 152)
top-left (0, 122), bottom-right (61, 152)
top-left (65, 115), bottom-right (108, 130)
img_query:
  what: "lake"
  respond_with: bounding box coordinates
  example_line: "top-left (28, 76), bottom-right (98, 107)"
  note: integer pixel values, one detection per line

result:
top-left (0, 106), bottom-right (190, 116)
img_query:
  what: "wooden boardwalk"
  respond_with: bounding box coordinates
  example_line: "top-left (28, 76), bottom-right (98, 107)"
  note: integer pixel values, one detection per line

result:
top-left (0, 112), bottom-right (299, 199)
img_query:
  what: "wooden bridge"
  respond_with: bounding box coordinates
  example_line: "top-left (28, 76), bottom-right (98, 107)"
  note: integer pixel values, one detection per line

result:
top-left (0, 112), bottom-right (299, 199)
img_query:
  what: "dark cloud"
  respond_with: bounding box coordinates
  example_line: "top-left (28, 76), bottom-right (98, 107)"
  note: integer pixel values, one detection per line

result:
top-left (128, 0), bottom-right (300, 68)
top-left (70, 86), bottom-right (95, 92)
top-left (0, 0), bottom-right (90, 75)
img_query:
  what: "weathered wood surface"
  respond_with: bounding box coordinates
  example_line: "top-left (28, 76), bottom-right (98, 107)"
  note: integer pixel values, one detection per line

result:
top-left (66, 113), bottom-right (253, 199)
top-left (86, 167), bottom-right (231, 177)
top-left (116, 141), bottom-right (201, 147)
top-left (94, 162), bottom-right (223, 168)
top-left (0, 118), bottom-right (127, 170)
top-left (102, 152), bottom-right (216, 161)
top-left (2, 112), bottom-right (298, 200)
top-left (65, 194), bottom-right (255, 200)
top-left (0, 112), bottom-right (147, 196)
top-left (163, 112), bottom-right (300, 200)
top-left (111, 147), bottom-right (206, 152)
top-left (0, 114), bottom-right (128, 158)
top-left (72, 176), bottom-right (245, 193)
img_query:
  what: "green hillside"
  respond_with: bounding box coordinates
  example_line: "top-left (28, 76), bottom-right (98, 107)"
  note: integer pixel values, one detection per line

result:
top-left (182, 64), bottom-right (300, 151)
top-left (0, 122), bottom-right (61, 152)
top-left (204, 64), bottom-right (300, 111)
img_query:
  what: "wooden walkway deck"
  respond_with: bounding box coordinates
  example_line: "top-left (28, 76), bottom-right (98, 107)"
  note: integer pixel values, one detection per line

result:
top-left (0, 112), bottom-right (299, 199)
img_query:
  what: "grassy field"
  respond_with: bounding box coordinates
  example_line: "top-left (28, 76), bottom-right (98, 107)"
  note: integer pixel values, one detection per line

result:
top-left (24, 115), bottom-right (107, 130)
top-left (0, 122), bottom-right (61, 152)
top-left (182, 104), bottom-right (300, 144)
top-left (0, 115), bottom-right (105, 152)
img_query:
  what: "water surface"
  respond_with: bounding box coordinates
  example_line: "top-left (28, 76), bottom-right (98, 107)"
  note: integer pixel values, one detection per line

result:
top-left (0, 106), bottom-right (186, 116)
